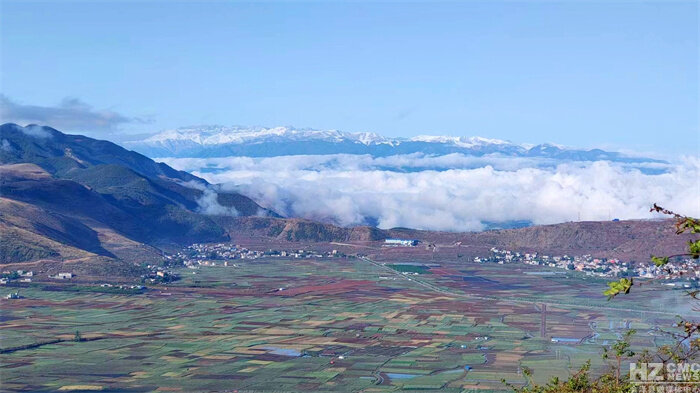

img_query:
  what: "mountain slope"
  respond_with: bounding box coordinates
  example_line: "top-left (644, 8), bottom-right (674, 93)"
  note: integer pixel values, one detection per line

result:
top-left (0, 196), bottom-right (111, 262)
top-left (1, 123), bottom-right (276, 213)
top-left (124, 125), bottom-right (666, 165)
top-left (0, 123), bottom-right (278, 267)
top-left (216, 216), bottom-right (690, 263)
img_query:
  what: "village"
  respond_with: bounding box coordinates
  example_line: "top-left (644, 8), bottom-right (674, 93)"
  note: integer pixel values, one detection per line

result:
top-left (165, 242), bottom-right (351, 268)
top-left (0, 266), bottom-right (175, 288)
top-left (474, 247), bottom-right (699, 286)
top-left (0, 270), bottom-right (78, 285)
top-left (2, 239), bottom-right (697, 290)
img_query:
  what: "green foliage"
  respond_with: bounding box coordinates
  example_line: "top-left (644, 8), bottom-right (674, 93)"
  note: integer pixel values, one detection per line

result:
top-left (674, 215), bottom-right (700, 235)
top-left (650, 255), bottom-right (669, 266)
top-left (602, 330), bottom-right (636, 361)
top-left (603, 278), bottom-right (632, 300)
top-left (671, 211), bottom-right (700, 259)
top-left (688, 239), bottom-right (700, 259)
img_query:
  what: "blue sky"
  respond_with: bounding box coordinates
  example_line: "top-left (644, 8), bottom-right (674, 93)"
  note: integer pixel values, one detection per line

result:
top-left (1, 1), bottom-right (697, 155)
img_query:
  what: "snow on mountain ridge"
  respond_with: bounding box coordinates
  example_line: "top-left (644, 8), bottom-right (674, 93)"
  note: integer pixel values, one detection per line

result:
top-left (127, 125), bottom-right (667, 166)
top-left (141, 125), bottom-right (509, 148)
top-left (145, 126), bottom-right (388, 146)
top-left (409, 135), bottom-right (512, 148)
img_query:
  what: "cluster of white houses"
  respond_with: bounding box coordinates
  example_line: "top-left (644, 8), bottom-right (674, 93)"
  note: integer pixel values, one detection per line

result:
top-left (475, 247), bottom-right (699, 285)
top-left (167, 243), bottom-right (350, 268)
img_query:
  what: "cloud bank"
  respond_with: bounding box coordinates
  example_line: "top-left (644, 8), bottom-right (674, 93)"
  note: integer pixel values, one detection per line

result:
top-left (0, 95), bottom-right (150, 133)
top-left (179, 180), bottom-right (239, 216)
top-left (159, 154), bottom-right (700, 232)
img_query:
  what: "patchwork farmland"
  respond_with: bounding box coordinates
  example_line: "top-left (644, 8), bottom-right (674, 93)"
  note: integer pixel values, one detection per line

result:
top-left (0, 257), bottom-right (686, 392)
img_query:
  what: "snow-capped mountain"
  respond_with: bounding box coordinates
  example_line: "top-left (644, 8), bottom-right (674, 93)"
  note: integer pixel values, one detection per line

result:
top-left (410, 135), bottom-right (511, 148)
top-left (144, 125), bottom-right (392, 146)
top-left (123, 125), bottom-right (665, 165)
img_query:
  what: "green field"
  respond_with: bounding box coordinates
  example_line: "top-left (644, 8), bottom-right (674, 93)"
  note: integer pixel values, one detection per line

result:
top-left (0, 257), bottom-right (686, 392)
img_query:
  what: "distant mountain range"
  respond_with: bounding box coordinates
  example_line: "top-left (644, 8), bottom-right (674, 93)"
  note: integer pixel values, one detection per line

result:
top-left (124, 125), bottom-right (666, 165)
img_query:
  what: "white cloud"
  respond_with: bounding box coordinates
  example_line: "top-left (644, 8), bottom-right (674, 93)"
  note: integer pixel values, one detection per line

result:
top-left (159, 154), bottom-right (699, 232)
top-left (1, 139), bottom-right (14, 151)
top-left (195, 187), bottom-right (240, 217)
top-left (20, 124), bottom-right (53, 138)
top-left (178, 180), bottom-right (239, 217)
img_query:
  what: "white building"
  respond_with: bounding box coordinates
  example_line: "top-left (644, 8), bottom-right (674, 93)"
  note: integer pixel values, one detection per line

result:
top-left (384, 239), bottom-right (419, 247)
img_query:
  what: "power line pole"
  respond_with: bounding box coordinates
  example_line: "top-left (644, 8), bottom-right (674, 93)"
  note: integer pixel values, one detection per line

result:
top-left (540, 303), bottom-right (547, 338)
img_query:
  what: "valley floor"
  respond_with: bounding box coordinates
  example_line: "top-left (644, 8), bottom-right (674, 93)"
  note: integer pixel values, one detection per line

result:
top-left (0, 256), bottom-right (688, 392)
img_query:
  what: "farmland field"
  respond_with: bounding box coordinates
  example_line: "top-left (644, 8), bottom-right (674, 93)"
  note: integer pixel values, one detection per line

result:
top-left (0, 256), bottom-right (687, 392)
